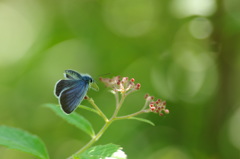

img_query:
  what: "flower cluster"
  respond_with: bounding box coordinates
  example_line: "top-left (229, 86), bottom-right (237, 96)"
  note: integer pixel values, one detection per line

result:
top-left (99, 76), bottom-right (170, 116)
top-left (145, 94), bottom-right (169, 116)
top-left (99, 76), bottom-right (141, 94)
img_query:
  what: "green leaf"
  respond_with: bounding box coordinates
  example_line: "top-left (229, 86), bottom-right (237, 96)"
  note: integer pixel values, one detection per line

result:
top-left (128, 117), bottom-right (155, 126)
top-left (75, 144), bottom-right (127, 159)
top-left (0, 126), bottom-right (49, 159)
top-left (45, 104), bottom-right (95, 137)
top-left (78, 105), bottom-right (99, 115)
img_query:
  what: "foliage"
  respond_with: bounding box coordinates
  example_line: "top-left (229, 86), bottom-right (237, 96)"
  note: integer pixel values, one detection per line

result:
top-left (45, 104), bottom-right (95, 138)
top-left (0, 75), bottom-right (168, 158)
top-left (0, 0), bottom-right (239, 158)
top-left (0, 126), bottom-right (48, 159)
top-left (75, 144), bottom-right (126, 159)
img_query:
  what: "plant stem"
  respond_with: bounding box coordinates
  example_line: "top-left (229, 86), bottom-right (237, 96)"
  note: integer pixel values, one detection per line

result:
top-left (68, 94), bottom-right (127, 158)
top-left (68, 119), bottom-right (114, 159)
top-left (114, 93), bottom-right (119, 107)
top-left (68, 93), bottom-right (139, 158)
top-left (88, 97), bottom-right (109, 122)
top-left (114, 109), bottom-right (147, 120)
top-left (111, 93), bottom-right (126, 119)
top-left (69, 121), bottom-right (113, 159)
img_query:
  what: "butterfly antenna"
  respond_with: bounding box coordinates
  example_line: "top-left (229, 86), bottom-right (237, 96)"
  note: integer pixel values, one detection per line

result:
top-left (98, 73), bottom-right (111, 77)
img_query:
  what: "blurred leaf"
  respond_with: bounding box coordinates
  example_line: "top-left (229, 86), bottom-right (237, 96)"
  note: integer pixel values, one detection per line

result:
top-left (75, 144), bottom-right (127, 159)
top-left (78, 105), bottom-right (100, 115)
top-left (0, 126), bottom-right (49, 159)
top-left (127, 117), bottom-right (155, 126)
top-left (45, 104), bottom-right (95, 137)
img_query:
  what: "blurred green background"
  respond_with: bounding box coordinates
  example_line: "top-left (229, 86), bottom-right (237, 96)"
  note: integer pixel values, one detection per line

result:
top-left (0, 0), bottom-right (240, 158)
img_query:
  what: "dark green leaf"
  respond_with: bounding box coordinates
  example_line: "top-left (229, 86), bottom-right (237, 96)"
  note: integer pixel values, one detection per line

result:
top-left (0, 126), bottom-right (49, 159)
top-left (45, 104), bottom-right (95, 137)
top-left (75, 144), bottom-right (127, 159)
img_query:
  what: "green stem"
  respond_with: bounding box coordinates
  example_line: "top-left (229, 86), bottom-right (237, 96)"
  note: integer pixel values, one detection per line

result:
top-left (88, 97), bottom-right (109, 122)
top-left (111, 93), bottom-right (126, 119)
top-left (114, 93), bottom-right (119, 107)
top-left (115, 109), bottom-right (147, 120)
top-left (68, 93), bottom-right (140, 158)
top-left (68, 120), bottom-right (113, 159)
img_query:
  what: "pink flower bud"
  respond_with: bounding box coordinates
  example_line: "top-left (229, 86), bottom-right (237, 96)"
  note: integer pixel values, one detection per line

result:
top-left (117, 80), bottom-right (121, 85)
top-left (135, 83), bottom-right (141, 89)
top-left (150, 107), bottom-right (156, 111)
top-left (149, 104), bottom-right (154, 107)
top-left (164, 109), bottom-right (169, 114)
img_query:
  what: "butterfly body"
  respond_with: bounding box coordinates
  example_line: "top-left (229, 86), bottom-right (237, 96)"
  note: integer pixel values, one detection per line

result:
top-left (54, 70), bottom-right (98, 114)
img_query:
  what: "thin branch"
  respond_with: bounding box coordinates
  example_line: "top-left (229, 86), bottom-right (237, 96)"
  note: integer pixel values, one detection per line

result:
top-left (87, 97), bottom-right (109, 122)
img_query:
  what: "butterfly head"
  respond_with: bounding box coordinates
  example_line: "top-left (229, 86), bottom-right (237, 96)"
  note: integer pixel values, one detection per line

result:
top-left (82, 75), bottom-right (99, 91)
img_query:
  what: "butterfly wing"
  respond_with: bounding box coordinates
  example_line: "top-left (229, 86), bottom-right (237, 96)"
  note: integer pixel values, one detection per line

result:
top-left (58, 80), bottom-right (89, 114)
top-left (65, 70), bottom-right (82, 80)
top-left (54, 80), bottom-right (77, 97)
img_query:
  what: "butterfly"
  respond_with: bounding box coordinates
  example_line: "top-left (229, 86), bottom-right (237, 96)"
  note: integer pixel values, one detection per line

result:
top-left (54, 70), bottom-right (99, 114)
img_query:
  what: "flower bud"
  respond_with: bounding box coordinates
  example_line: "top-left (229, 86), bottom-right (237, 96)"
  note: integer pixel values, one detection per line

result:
top-left (164, 109), bottom-right (169, 114)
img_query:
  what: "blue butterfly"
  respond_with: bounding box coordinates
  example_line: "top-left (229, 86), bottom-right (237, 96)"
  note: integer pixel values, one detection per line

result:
top-left (54, 70), bottom-right (99, 114)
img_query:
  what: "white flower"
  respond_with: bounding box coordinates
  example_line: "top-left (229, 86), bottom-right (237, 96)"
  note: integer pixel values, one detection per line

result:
top-left (105, 149), bottom-right (127, 159)
top-left (100, 76), bottom-right (141, 95)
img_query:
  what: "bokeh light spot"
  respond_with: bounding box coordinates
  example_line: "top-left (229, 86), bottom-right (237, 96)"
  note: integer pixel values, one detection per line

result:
top-left (0, 3), bottom-right (35, 66)
top-left (151, 44), bottom-right (217, 103)
top-left (40, 39), bottom-right (97, 80)
top-left (228, 106), bottom-right (240, 150)
top-left (167, 62), bottom-right (206, 101)
top-left (173, 43), bottom-right (215, 72)
top-left (189, 17), bottom-right (213, 39)
top-left (170, 0), bottom-right (216, 18)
